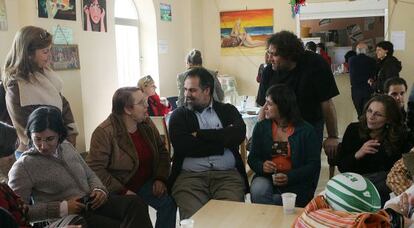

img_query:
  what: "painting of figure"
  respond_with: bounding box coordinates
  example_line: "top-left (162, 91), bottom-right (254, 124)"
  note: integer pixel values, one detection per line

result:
top-left (82, 0), bottom-right (107, 32)
top-left (220, 9), bottom-right (273, 56)
top-left (38, 0), bottom-right (76, 21)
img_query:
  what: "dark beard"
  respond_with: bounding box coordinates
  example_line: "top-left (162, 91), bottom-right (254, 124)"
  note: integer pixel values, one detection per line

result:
top-left (185, 102), bottom-right (204, 112)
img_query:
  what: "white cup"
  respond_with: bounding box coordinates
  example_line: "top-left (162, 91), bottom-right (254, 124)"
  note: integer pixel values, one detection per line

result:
top-left (180, 219), bottom-right (194, 228)
top-left (281, 192), bottom-right (297, 214)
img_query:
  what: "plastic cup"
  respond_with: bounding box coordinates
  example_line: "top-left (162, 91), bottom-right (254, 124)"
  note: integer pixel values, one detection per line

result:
top-left (281, 192), bottom-right (297, 214)
top-left (180, 219), bottom-right (194, 228)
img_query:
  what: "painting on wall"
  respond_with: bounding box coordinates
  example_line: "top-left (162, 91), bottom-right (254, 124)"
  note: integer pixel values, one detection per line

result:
top-left (82, 0), bottom-right (107, 32)
top-left (160, 3), bottom-right (172, 22)
top-left (220, 9), bottom-right (273, 56)
top-left (0, 0), bottom-right (7, 30)
top-left (50, 45), bottom-right (80, 71)
top-left (38, 0), bottom-right (76, 21)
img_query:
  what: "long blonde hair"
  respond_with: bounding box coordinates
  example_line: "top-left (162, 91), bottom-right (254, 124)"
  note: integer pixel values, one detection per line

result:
top-left (2, 26), bottom-right (52, 85)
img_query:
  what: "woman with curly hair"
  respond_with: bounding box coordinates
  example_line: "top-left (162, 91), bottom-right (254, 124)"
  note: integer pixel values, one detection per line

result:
top-left (337, 95), bottom-right (411, 206)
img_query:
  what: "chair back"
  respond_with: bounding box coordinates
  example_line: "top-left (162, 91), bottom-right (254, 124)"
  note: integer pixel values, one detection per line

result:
top-left (150, 116), bottom-right (171, 155)
top-left (166, 96), bottom-right (178, 111)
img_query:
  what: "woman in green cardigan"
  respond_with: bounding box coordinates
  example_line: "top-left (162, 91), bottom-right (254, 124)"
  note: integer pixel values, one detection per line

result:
top-left (248, 84), bottom-right (321, 207)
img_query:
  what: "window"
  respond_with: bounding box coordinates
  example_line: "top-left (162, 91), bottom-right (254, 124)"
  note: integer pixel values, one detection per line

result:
top-left (115, 0), bottom-right (140, 87)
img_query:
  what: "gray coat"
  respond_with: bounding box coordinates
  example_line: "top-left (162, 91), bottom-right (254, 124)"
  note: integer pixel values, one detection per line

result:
top-left (8, 141), bottom-right (106, 222)
top-left (176, 68), bottom-right (224, 107)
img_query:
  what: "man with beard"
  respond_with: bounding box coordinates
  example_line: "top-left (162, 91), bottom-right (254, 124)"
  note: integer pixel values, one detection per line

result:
top-left (168, 67), bottom-right (248, 219)
top-left (256, 31), bottom-right (340, 159)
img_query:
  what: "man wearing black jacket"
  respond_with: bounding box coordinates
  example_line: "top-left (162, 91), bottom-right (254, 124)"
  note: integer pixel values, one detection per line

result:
top-left (168, 67), bottom-right (248, 219)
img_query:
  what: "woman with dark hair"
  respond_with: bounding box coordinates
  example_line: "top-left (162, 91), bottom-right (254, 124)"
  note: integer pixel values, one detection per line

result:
top-left (2, 26), bottom-right (78, 159)
top-left (369, 41), bottom-right (402, 93)
top-left (87, 87), bottom-right (176, 228)
top-left (337, 95), bottom-right (410, 206)
top-left (8, 107), bottom-right (152, 228)
top-left (248, 84), bottom-right (321, 207)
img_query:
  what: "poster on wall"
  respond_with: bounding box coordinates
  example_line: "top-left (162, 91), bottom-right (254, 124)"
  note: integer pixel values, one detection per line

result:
top-left (38, 0), bottom-right (76, 21)
top-left (0, 0), bottom-right (7, 30)
top-left (50, 44), bottom-right (80, 71)
top-left (220, 9), bottom-right (273, 56)
top-left (82, 0), bottom-right (107, 32)
top-left (160, 3), bottom-right (171, 22)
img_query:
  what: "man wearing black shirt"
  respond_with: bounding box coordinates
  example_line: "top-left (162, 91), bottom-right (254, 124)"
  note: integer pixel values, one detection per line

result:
top-left (256, 31), bottom-right (340, 156)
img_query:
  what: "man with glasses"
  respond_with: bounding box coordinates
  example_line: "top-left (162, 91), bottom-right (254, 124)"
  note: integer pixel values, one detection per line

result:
top-left (256, 31), bottom-right (340, 157)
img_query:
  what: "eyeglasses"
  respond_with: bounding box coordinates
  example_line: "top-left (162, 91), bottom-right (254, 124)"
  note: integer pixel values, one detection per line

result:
top-left (39, 30), bottom-right (50, 40)
top-left (32, 135), bottom-right (58, 145)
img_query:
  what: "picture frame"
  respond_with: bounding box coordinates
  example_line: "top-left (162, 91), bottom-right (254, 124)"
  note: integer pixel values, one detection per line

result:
top-left (50, 44), bottom-right (80, 71)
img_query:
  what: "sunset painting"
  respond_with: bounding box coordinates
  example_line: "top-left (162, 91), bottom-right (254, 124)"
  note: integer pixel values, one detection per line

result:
top-left (220, 9), bottom-right (273, 56)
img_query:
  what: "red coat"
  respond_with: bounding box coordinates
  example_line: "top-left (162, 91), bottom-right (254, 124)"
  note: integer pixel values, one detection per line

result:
top-left (148, 94), bottom-right (171, 116)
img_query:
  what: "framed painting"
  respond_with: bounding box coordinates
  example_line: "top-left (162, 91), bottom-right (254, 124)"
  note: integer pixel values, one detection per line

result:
top-left (82, 0), bottom-right (107, 32)
top-left (38, 0), bottom-right (76, 21)
top-left (50, 44), bottom-right (80, 71)
top-left (220, 9), bottom-right (273, 56)
top-left (0, 0), bottom-right (7, 30)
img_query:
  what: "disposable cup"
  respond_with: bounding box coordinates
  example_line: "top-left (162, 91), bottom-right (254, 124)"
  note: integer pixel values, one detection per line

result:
top-left (281, 192), bottom-right (297, 214)
top-left (180, 218), bottom-right (194, 228)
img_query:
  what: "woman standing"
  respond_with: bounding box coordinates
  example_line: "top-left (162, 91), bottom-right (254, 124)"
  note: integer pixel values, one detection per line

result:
top-left (337, 95), bottom-right (410, 205)
top-left (2, 26), bottom-right (78, 159)
top-left (87, 87), bottom-right (176, 228)
top-left (369, 41), bottom-right (402, 93)
top-left (248, 84), bottom-right (321, 207)
top-left (176, 49), bottom-right (224, 107)
top-left (137, 75), bottom-right (171, 116)
top-left (8, 107), bottom-right (152, 228)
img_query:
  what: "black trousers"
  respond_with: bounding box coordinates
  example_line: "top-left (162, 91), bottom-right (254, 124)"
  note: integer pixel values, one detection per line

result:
top-left (84, 195), bottom-right (152, 228)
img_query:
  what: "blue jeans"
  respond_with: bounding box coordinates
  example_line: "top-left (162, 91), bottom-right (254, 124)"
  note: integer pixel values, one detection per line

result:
top-left (14, 150), bottom-right (24, 160)
top-left (250, 176), bottom-right (282, 205)
top-left (136, 179), bottom-right (177, 228)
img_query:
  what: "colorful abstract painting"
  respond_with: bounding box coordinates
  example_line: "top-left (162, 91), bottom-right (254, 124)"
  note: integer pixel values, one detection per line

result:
top-left (220, 9), bottom-right (273, 56)
top-left (38, 0), bottom-right (76, 21)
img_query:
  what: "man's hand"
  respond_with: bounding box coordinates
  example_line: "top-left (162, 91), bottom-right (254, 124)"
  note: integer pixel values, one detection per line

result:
top-left (323, 137), bottom-right (339, 159)
top-left (153, 180), bottom-right (167, 198)
top-left (191, 132), bottom-right (197, 137)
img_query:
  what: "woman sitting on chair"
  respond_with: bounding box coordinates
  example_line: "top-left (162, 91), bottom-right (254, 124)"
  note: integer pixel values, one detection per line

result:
top-left (248, 84), bottom-right (321, 207)
top-left (87, 87), bottom-right (176, 228)
top-left (138, 75), bottom-right (171, 116)
top-left (337, 95), bottom-right (410, 206)
top-left (8, 106), bottom-right (152, 228)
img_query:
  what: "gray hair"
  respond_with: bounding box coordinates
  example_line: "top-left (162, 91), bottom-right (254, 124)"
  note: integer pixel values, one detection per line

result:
top-left (186, 49), bottom-right (202, 66)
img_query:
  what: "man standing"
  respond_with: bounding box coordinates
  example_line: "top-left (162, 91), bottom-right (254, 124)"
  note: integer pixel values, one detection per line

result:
top-left (169, 67), bottom-right (248, 219)
top-left (256, 31), bottom-right (339, 157)
top-left (349, 42), bottom-right (376, 117)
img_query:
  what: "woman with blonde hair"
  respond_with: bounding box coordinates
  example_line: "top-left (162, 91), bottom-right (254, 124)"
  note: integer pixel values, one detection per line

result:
top-left (2, 26), bottom-right (78, 159)
top-left (138, 75), bottom-right (171, 116)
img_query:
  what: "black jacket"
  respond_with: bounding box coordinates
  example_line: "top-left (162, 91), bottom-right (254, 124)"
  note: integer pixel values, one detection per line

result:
top-left (374, 55), bottom-right (402, 93)
top-left (168, 101), bottom-right (248, 192)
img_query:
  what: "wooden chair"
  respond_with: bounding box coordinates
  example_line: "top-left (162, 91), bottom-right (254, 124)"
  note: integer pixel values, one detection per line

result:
top-left (150, 116), bottom-right (171, 155)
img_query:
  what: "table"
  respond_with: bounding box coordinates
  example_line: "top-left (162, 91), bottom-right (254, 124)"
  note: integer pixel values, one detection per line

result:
top-left (191, 200), bottom-right (303, 228)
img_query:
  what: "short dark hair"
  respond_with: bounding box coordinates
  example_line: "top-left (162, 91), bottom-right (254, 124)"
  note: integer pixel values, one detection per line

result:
top-left (344, 50), bottom-right (357, 63)
top-left (112, 87), bottom-right (141, 115)
top-left (265, 84), bottom-right (302, 125)
top-left (184, 67), bottom-right (214, 96)
top-left (267, 31), bottom-right (304, 63)
top-left (26, 106), bottom-right (67, 145)
top-left (305, 41), bottom-right (317, 52)
top-left (384, 77), bottom-right (407, 93)
top-left (376, 41), bottom-right (394, 56)
top-left (0, 122), bottom-right (17, 158)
